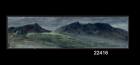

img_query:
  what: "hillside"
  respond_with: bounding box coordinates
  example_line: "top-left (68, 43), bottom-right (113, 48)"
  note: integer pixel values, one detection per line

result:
top-left (8, 22), bottom-right (128, 48)
top-left (8, 32), bottom-right (91, 48)
top-left (56, 22), bottom-right (128, 41)
top-left (8, 23), bottom-right (50, 35)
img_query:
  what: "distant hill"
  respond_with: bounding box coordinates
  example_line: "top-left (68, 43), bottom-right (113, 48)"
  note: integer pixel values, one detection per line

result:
top-left (56, 22), bottom-right (128, 41)
top-left (8, 23), bottom-right (51, 35)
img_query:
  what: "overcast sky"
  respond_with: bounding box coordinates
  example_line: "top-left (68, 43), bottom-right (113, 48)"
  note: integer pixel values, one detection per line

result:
top-left (8, 16), bottom-right (128, 31)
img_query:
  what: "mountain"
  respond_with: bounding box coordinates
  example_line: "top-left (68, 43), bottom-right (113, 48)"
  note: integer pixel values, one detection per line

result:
top-left (8, 22), bottom-right (128, 48)
top-left (8, 23), bottom-right (51, 35)
top-left (56, 22), bottom-right (128, 41)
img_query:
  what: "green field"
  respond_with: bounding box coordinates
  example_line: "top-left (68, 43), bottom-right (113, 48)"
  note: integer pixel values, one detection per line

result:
top-left (8, 32), bottom-right (89, 48)
top-left (8, 32), bottom-right (128, 48)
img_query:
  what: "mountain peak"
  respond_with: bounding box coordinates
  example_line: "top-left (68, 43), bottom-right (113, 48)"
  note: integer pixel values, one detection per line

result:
top-left (56, 22), bottom-right (128, 40)
top-left (94, 23), bottom-right (112, 28)
top-left (56, 22), bottom-right (127, 34)
top-left (63, 22), bottom-right (113, 32)
top-left (24, 23), bottom-right (40, 28)
top-left (64, 21), bottom-right (82, 30)
top-left (92, 23), bottom-right (113, 31)
top-left (8, 23), bottom-right (51, 35)
top-left (69, 21), bottom-right (81, 26)
top-left (33, 23), bottom-right (40, 26)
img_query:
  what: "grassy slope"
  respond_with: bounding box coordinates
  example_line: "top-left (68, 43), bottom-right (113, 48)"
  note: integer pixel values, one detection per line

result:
top-left (8, 32), bottom-right (128, 48)
top-left (55, 32), bottom-right (128, 48)
top-left (26, 32), bottom-right (88, 48)
top-left (8, 32), bottom-right (89, 48)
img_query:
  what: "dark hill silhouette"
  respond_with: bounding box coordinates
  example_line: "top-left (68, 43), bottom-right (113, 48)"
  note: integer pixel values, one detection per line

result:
top-left (56, 22), bottom-right (128, 41)
top-left (8, 23), bottom-right (51, 35)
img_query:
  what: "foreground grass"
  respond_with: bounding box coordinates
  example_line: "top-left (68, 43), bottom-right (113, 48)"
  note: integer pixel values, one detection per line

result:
top-left (8, 32), bottom-right (128, 48)
top-left (26, 32), bottom-right (88, 48)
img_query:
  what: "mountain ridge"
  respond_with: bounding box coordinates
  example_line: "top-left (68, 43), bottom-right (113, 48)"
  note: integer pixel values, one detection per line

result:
top-left (56, 22), bottom-right (128, 41)
top-left (8, 23), bottom-right (51, 35)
